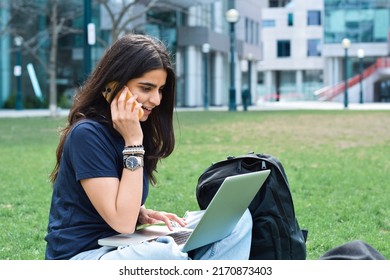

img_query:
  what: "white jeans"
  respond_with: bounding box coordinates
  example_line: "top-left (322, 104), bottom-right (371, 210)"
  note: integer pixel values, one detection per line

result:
top-left (71, 209), bottom-right (252, 260)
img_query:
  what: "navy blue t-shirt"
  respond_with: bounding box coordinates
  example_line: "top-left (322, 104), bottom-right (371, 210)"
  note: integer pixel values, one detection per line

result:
top-left (45, 119), bottom-right (149, 260)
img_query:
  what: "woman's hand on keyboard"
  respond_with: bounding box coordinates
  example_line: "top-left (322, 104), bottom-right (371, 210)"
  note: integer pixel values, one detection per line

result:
top-left (138, 206), bottom-right (187, 231)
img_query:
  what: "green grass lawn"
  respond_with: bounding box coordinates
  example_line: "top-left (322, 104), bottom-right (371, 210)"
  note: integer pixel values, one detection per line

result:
top-left (0, 109), bottom-right (389, 260)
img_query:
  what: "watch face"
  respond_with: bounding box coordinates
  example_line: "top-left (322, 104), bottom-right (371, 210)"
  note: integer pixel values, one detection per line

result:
top-left (126, 156), bottom-right (139, 169)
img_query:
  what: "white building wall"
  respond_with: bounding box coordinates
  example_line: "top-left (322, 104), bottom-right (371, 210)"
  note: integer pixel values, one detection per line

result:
top-left (261, 2), bottom-right (324, 71)
top-left (212, 53), bottom-right (225, 105)
top-left (183, 6), bottom-right (203, 107)
top-left (260, 0), bottom-right (324, 100)
top-left (236, 1), bottom-right (266, 105)
top-left (185, 46), bottom-right (201, 106)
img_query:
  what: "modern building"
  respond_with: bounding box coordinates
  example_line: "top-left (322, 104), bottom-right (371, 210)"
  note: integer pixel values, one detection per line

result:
top-left (173, 0), bottom-right (263, 107)
top-left (320, 0), bottom-right (390, 103)
top-left (257, 0), bottom-right (324, 102)
top-left (1, 0), bottom-right (388, 110)
top-left (0, 0), bottom-right (263, 110)
top-left (258, 0), bottom-right (390, 104)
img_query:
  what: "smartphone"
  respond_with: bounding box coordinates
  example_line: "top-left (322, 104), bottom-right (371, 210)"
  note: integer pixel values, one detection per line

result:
top-left (103, 81), bottom-right (144, 119)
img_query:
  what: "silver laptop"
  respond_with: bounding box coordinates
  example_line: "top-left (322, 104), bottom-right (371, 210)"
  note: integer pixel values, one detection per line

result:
top-left (98, 170), bottom-right (270, 252)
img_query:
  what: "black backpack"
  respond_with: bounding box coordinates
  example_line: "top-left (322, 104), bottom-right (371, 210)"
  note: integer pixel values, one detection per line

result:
top-left (196, 152), bottom-right (307, 260)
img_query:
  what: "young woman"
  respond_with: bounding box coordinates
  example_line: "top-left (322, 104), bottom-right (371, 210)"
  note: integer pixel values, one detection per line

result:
top-left (45, 34), bottom-right (252, 260)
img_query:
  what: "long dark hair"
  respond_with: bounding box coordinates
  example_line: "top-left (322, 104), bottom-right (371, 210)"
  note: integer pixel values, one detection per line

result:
top-left (50, 34), bottom-right (176, 184)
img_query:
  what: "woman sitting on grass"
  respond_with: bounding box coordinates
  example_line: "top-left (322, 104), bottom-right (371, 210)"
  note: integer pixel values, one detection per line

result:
top-left (44, 34), bottom-right (252, 260)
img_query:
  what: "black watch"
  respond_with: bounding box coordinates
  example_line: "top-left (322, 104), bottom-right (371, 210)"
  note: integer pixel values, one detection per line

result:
top-left (123, 155), bottom-right (144, 171)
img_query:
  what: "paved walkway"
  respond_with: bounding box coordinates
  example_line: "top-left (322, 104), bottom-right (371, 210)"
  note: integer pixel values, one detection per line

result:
top-left (0, 108), bottom-right (70, 118)
top-left (253, 101), bottom-right (390, 111)
top-left (1, 101), bottom-right (390, 118)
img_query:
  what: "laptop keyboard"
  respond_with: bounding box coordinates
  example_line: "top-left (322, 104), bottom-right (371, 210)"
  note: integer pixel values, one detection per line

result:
top-left (167, 230), bottom-right (192, 245)
top-left (149, 230), bottom-right (192, 245)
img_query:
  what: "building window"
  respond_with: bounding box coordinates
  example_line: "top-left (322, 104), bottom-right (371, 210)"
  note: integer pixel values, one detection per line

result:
top-left (245, 18), bottom-right (249, 42)
top-left (303, 70), bottom-right (323, 99)
top-left (262, 19), bottom-right (275, 27)
top-left (288, 13), bottom-right (293, 26)
top-left (277, 40), bottom-right (291, 57)
top-left (269, 0), bottom-right (291, 7)
top-left (246, 18), bottom-right (260, 45)
top-left (307, 10), bottom-right (321, 26)
top-left (307, 39), bottom-right (321, 56)
top-left (250, 19), bottom-right (254, 44)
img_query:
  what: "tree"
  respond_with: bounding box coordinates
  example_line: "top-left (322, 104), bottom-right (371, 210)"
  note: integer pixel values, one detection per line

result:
top-left (96, 0), bottom-right (159, 44)
top-left (2, 0), bottom-right (170, 116)
top-left (43, 0), bottom-right (84, 116)
top-left (1, 0), bottom-right (83, 116)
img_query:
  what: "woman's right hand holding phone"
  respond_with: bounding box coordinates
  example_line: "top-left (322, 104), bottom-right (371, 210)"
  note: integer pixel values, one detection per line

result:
top-left (111, 86), bottom-right (144, 146)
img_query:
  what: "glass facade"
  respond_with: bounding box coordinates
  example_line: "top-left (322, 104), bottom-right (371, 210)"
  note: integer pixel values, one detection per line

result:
top-left (324, 0), bottom-right (390, 43)
top-left (145, 9), bottom-right (181, 53)
top-left (0, 0), bottom-right (266, 108)
top-left (0, 0), bottom-right (101, 108)
top-left (0, 1), bottom-right (185, 109)
top-left (303, 70), bottom-right (323, 100)
top-left (278, 70), bottom-right (295, 97)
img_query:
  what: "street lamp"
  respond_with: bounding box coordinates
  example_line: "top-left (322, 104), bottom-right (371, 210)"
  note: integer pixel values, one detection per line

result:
top-left (357, 48), bottom-right (365, 104)
top-left (341, 38), bottom-right (351, 109)
top-left (202, 43), bottom-right (210, 110)
top-left (225, 8), bottom-right (240, 111)
top-left (14, 36), bottom-right (23, 110)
